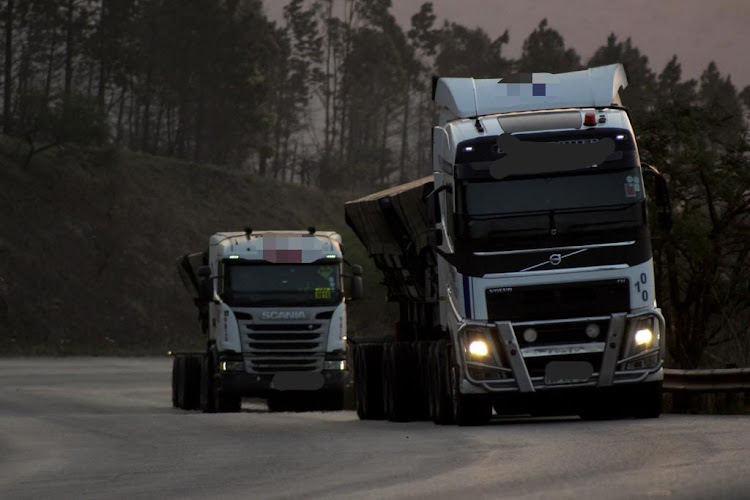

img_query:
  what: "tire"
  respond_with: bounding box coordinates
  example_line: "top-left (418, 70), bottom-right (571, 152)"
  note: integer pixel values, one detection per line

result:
top-left (171, 356), bottom-right (180, 408)
top-left (382, 341), bottom-right (418, 422)
top-left (201, 349), bottom-right (241, 413)
top-left (430, 340), bottom-right (455, 425)
top-left (450, 364), bottom-right (492, 426)
top-left (631, 382), bottom-right (662, 419)
top-left (176, 356), bottom-right (188, 409)
top-left (200, 353), bottom-right (216, 413)
top-left (179, 355), bottom-right (201, 410)
top-left (354, 343), bottom-right (385, 420)
top-left (412, 341), bottom-right (432, 420)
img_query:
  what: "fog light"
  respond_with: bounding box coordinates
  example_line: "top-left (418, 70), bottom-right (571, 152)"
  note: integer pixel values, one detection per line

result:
top-left (635, 328), bottom-right (653, 346)
top-left (219, 361), bottom-right (244, 371)
top-left (585, 323), bottom-right (600, 339)
top-left (324, 360), bottom-right (346, 370)
top-left (523, 328), bottom-right (538, 343)
top-left (469, 340), bottom-right (489, 357)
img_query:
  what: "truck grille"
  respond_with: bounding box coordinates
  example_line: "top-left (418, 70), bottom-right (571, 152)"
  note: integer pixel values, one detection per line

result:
top-left (515, 319), bottom-right (610, 347)
top-left (486, 279), bottom-right (629, 322)
top-left (241, 321), bottom-right (328, 373)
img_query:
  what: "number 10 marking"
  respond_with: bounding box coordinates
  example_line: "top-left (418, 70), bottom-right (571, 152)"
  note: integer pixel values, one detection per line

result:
top-left (634, 272), bottom-right (648, 302)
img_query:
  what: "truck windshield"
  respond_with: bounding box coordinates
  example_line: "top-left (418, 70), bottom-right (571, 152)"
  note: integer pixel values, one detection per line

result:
top-left (462, 167), bottom-right (645, 216)
top-left (223, 263), bottom-right (342, 306)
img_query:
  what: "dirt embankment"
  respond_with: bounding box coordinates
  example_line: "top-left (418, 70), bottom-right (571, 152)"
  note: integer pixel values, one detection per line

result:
top-left (0, 140), bottom-right (393, 355)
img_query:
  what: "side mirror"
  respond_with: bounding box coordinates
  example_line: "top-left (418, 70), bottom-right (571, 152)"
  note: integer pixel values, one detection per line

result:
top-left (350, 276), bottom-right (363, 301)
top-left (197, 266), bottom-right (213, 302)
top-left (427, 227), bottom-right (443, 247)
top-left (642, 164), bottom-right (673, 233)
top-left (348, 263), bottom-right (363, 300)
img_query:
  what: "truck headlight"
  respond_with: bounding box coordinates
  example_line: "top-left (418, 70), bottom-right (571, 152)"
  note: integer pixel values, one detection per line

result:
top-left (468, 340), bottom-right (489, 357)
top-left (634, 328), bottom-right (653, 346)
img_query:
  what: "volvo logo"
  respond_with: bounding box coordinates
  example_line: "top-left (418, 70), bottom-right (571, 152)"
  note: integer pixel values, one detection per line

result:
top-left (521, 248), bottom-right (589, 272)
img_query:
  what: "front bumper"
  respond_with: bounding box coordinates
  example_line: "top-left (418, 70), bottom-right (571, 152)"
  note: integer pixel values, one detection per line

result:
top-left (218, 369), bottom-right (350, 397)
top-left (456, 310), bottom-right (665, 394)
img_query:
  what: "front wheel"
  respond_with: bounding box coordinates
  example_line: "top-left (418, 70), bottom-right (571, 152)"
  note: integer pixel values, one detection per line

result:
top-left (450, 365), bottom-right (492, 426)
top-left (200, 350), bottom-right (241, 413)
top-left (631, 381), bottom-right (662, 419)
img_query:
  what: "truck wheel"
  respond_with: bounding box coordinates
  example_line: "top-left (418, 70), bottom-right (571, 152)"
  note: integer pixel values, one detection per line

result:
top-left (200, 353), bottom-right (216, 413)
top-left (176, 356), bottom-right (188, 409)
top-left (382, 341), bottom-right (417, 422)
top-left (179, 355), bottom-right (201, 410)
top-left (355, 344), bottom-right (385, 420)
top-left (171, 356), bottom-right (181, 408)
top-left (354, 344), bottom-right (366, 417)
top-left (413, 341), bottom-right (432, 420)
top-left (429, 340), bottom-right (454, 425)
top-left (631, 382), bottom-right (662, 419)
top-left (450, 365), bottom-right (491, 426)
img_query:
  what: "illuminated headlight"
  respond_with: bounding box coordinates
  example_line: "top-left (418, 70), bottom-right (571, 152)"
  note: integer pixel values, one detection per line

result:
top-left (219, 361), bottom-right (245, 372)
top-left (634, 328), bottom-right (653, 346)
top-left (468, 340), bottom-right (489, 357)
top-left (324, 360), bottom-right (346, 370)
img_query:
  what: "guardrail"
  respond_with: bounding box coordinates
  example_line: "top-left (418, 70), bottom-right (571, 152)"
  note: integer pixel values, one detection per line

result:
top-left (663, 368), bottom-right (750, 392)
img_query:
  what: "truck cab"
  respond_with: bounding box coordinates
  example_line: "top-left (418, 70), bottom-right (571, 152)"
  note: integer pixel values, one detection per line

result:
top-left (175, 228), bottom-right (362, 412)
top-left (432, 64), bottom-right (669, 417)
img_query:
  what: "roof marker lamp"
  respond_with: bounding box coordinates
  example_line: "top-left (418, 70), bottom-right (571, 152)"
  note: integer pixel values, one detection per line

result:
top-left (229, 255), bottom-right (240, 260)
top-left (583, 112), bottom-right (597, 126)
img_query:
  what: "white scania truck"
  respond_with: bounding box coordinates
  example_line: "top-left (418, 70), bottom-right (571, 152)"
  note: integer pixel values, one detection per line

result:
top-left (346, 64), bottom-right (672, 424)
top-left (172, 228), bottom-right (362, 412)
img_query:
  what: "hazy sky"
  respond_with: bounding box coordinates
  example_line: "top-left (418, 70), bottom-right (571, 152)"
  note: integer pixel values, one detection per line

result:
top-left (263, 0), bottom-right (750, 90)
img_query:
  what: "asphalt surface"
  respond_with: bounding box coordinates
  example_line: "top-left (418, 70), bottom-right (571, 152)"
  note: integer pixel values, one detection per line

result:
top-left (1, 358), bottom-right (749, 500)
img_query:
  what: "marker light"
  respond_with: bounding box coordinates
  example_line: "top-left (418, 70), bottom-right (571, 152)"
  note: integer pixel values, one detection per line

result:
top-left (464, 146), bottom-right (474, 152)
top-left (585, 323), bottom-right (600, 339)
top-left (615, 134), bottom-right (626, 140)
top-left (635, 328), bottom-right (654, 346)
top-left (229, 255), bottom-right (240, 259)
top-left (583, 112), bottom-right (597, 126)
top-left (468, 340), bottom-right (489, 357)
top-left (523, 328), bottom-right (538, 343)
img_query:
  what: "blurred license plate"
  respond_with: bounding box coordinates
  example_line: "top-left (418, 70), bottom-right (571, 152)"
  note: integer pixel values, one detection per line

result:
top-left (544, 361), bottom-right (593, 385)
top-left (271, 372), bottom-right (324, 391)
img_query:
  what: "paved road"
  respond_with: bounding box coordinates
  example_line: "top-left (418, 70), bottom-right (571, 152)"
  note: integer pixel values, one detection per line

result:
top-left (1, 358), bottom-right (749, 499)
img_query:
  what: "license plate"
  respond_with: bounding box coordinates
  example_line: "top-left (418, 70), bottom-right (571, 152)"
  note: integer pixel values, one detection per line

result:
top-left (271, 372), bottom-right (324, 391)
top-left (544, 361), bottom-right (593, 385)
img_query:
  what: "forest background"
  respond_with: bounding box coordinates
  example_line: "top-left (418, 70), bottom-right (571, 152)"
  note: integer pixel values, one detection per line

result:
top-left (1, 0), bottom-right (749, 369)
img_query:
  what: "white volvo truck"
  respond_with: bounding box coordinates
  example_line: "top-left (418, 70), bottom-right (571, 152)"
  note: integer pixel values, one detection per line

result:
top-left (346, 64), bottom-right (672, 424)
top-left (172, 228), bottom-right (362, 412)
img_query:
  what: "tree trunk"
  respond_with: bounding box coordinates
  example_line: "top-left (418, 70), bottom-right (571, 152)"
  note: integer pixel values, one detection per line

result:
top-left (64, 0), bottom-right (75, 101)
top-left (3, 0), bottom-right (13, 134)
top-left (398, 92), bottom-right (410, 183)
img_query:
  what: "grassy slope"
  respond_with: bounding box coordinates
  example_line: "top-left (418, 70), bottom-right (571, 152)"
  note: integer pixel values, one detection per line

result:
top-left (0, 138), bottom-right (395, 355)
